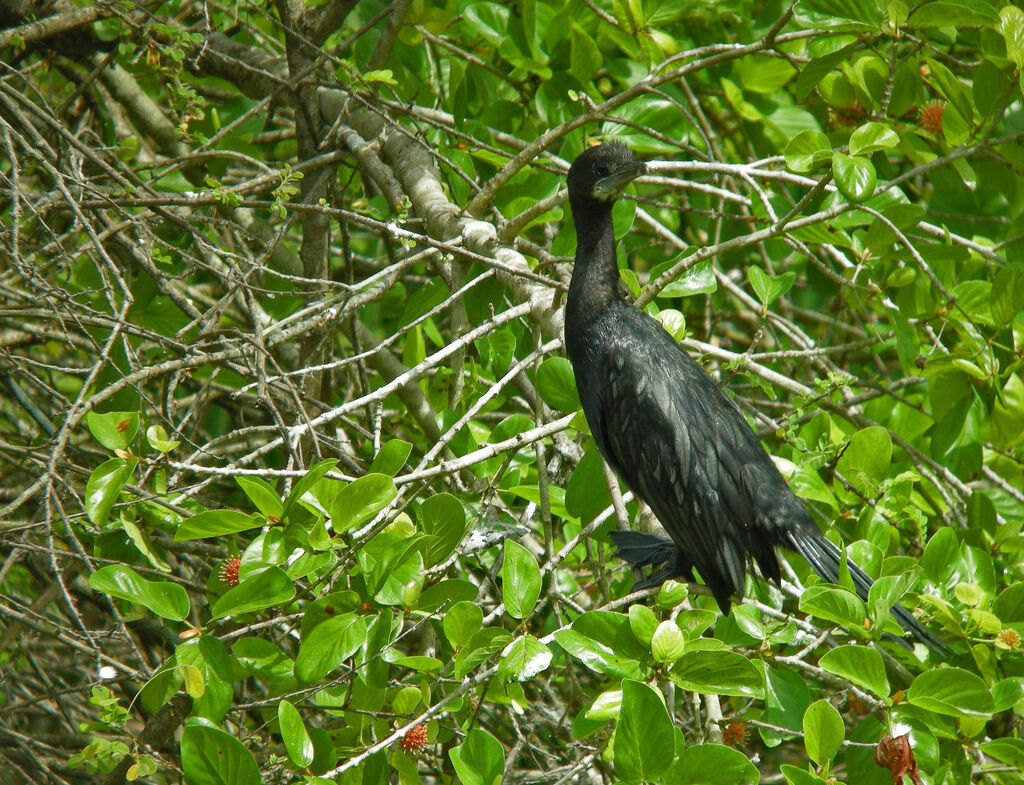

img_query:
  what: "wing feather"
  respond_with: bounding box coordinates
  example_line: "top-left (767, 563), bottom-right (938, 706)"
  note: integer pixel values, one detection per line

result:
top-left (593, 307), bottom-right (794, 608)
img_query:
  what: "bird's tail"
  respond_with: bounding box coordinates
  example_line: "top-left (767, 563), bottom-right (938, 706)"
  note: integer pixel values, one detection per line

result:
top-left (792, 532), bottom-right (945, 652)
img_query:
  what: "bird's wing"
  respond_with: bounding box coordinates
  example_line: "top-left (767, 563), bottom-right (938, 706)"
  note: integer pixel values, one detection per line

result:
top-left (596, 312), bottom-right (783, 607)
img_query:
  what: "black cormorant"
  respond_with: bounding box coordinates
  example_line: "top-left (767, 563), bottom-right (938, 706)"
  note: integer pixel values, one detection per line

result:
top-left (564, 141), bottom-right (941, 649)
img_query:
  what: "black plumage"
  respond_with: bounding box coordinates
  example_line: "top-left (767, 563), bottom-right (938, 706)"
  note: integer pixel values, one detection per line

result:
top-left (564, 141), bottom-right (940, 648)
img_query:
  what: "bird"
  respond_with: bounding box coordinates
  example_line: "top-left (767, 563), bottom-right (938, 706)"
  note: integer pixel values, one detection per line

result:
top-left (563, 140), bottom-right (942, 649)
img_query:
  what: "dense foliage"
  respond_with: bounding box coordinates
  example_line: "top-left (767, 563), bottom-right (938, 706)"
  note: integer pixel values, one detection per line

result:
top-left (1, 0), bottom-right (1023, 783)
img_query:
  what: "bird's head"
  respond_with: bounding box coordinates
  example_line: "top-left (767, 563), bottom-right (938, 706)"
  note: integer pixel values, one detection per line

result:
top-left (566, 141), bottom-right (647, 211)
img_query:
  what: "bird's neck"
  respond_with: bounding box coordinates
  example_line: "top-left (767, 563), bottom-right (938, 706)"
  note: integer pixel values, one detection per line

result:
top-left (568, 207), bottom-right (621, 312)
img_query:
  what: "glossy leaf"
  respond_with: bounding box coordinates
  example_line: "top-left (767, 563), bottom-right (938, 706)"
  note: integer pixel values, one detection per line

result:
top-left (294, 614), bottom-right (366, 684)
top-left (799, 586), bottom-right (868, 629)
top-left (907, 668), bottom-right (995, 718)
top-left (329, 473), bottom-right (396, 533)
top-left (86, 457), bottom-right (138, 526)
top-left (848, 122), bottom-right (899, 155)
top-left (536, 356), bottom-right (580, 412)
top-left (180, 724), bottom-right (261, 785)
top-left (803, 699), bottom-right (844, 767)
top-left (669, 743), bottom-right (759, 785)
top-left (501, 539), bottom-right (542, 620)
top-left (444, 601), bottom-right (484, 648)
top-left (282, 458), bottom-right (338, 520)
top-left (174, 509), bottom-right (263, 541)
top-left (832, 152), bottom-right (876, 203)
top-left (86, 410), bottom-right (139, 451)
top-left (498, 635), bottom-right (552, 682)
top-left (419, 492), bottom-right (468, 567)
top-left (89, 564), bottom-right (189, 621)
top-left (278, 699), bottom-right (314, 767)
top-left (614, 679), bottom-right (674, 784)
top-left (785, 129), bottom-right (831, 172)
top-left (819, 644), bottom-right (890, 699)
top-left (670, 650), bottom-right (764, 698)
top-left (234, 476), bottom-right (283, 519)
top-left (211, 565), bottom-right (295, 619)
top-left (449, 728), bottom-right (504, 785)
top-left (748, 267), bottom-right (796, 306)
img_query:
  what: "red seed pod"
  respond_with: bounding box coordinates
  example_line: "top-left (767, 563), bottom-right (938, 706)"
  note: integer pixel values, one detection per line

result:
top-left (219, 554), bottom-right (241, 587)
top-left (399, 723), bottom-right (428, 753)
top-left (918, 100), bottom-right (945, 135)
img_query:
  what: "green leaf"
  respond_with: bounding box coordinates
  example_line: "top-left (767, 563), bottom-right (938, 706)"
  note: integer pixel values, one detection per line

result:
top-left (415, 577), bottom-right (478, 612)
top-left (294, 614), bottom-right (366, 684)
top-left (234, 476), bottom-right (283, 520)
top-left (498, 635), bottom-right (552, 682)
top-left (444, 601), bottom-right (483, 648)
top-left (1001, 6), bottom-right (1024, 68)
top-left (614, 680), bottom-right (674, 784)
top-left (979, 738), bottom-right (1024, 772)
top-left (176, 638), bottom-right (233, 722)
top-left (392, 686), bottom-right (421, 714)
top-left (628, 604), bottom-right (659, 647)
top-left (282, 459), bottom-right (338, 520)
top-left (832, 152), bottom-right (876, 203)
top-left (653, 257), bottom-right (717, 298)
top-left (651, 620), bottom-right (686, 663)
top-left (735, 55), bottom-right (796, 93)
top-left (388, 654), bottom-right (441, 671)
top-left (585, 688), bottom-right (622, 721)
top-left (419, 492), bottom-right (468, 567)
top-left (573, 610), bottom-right (651, 661)
top-left (86, 410), bottom-right (139, 450)
top-left (907, 667), bottom-right (995, 718)
top-left (145, 424), bottom-right (180, 453)
top-left (536, 356), bottom-right (580, 412)
top-left (799, 585), bottom-right (868, 629)
top-left (748, 267), bottom-right (796, 306)
top-left (796, 40), bottom-right (857, 100)
top-left (848, 122), bottom-right (899, 155)
top-left (925, 58), bottom-right (973, 126)
top-left (174, 509), bottom-right (263, 541)
top-left (991, 263), bottom-right (1024, 326)
top-left (211, 565), bottom-right (295, 619)
top-left (569, 24), bottom-right (602, 82)
top-left (278, 699), bottom-right (314, 767)
top-left (762, 665), bottom-right (811, 746)
top-left (793, 0), bottom-right (884, 31)
top-left (921, 527), bottom-right (961, 586)
top-left (369, 439), bottom-right (413, 476)
top-left (329, 473), bottom-right (396, 532)
top-left (802, 699), bottom-right (844, 767)
top-left (836, 425), bottom-right (891, 496)
top-left (86, 457), bottom-right (138, 526)
top-left (565, 445), bottom-right (612, 523)
top-left (502, 539), bottom-right (542, 619)
top-left (819, 646), bottom-right (892, 700)
top-left (785, 129), bottom-right (832, 172)
top-left (454, 628), bottom-right (514, 679)
top-left (669, 743), bottom-right (760, 784)
top-left (121, 518), bottom-right (171, 572)
top-left (89, 564), bottom-right (189, 621)
top-left (180, 724), bottom-right (261, 785)
top-left (552, 628), bottom-right (643, 679)
top-left (781, 764), bottom-right (828, 785)
top-left (908, 2), bottom-right (999, 28)
top-left (670, 650), bottom-right (764, 698)
top-left (449, 728), bottom-right (504, 785)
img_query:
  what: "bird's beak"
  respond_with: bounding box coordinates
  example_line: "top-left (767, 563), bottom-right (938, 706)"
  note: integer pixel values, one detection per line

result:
top-left (594, 161), bottom-right (648, 200)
